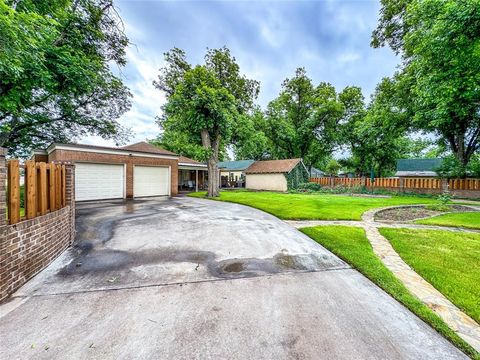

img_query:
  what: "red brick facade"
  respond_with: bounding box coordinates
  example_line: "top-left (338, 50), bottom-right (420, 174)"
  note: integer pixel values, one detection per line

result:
top-left (46, 148), bottom-right (179, 197)
top-left (0, 149), bottom-right (76, 302)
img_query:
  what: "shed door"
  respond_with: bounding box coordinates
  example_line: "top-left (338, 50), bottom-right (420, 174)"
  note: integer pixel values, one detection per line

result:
top-left (134, 166), bottom-right (170, 197)
top-left (75, 163), bottom-right (124, 201)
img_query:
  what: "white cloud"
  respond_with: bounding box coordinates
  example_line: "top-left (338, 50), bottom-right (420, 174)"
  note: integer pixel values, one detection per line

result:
top-left (337, 52), bottom-right (361, 65)
top-left (80, 45), bottom-right (165, 146)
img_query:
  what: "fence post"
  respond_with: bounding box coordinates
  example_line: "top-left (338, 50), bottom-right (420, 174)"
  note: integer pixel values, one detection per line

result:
top-left (399, 177), bottom-right (404, 193)
top-left (25, 160), bottom-right (37, 219)
top-left (441, 178), bottom-right (449, 193)
top-left (38, 163), bottom-right (48, 215)
top-left (49, 163), bottom-right (56, 211)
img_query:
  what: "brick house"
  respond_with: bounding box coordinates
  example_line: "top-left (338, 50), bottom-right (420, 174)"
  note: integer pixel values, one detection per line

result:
top-left (32, 142), bottom-right (207, 201)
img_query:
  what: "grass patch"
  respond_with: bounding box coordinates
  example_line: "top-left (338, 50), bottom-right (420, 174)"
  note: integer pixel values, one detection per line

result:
top-left (301, 225), bottom-right (478, 359)
top-left (424, 203), bottom-right (451, 212)
top-left (416, 212), bottom-right (480, 229)
top-left (380, 228), bottom-right (480, 323)
top-left (189, 190), bottom-right (437, 220)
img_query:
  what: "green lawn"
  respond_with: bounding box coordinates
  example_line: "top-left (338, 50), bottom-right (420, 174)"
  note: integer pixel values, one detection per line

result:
top-left (301, 225), bottom-right (478, 359)
top-left (416, 212), bottom-right (480, 229)
top-left (189, 190), bottom-right (436, 220)
top-left (380, 228), bottom-right (480, 325)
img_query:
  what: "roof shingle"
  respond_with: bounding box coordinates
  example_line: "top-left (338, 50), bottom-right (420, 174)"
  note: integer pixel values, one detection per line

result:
top-left (218, 160), bottom-right (255, 171)
top-left (179, 156), bottom-right (205, 166)
top-left (245, 158), bottom-right (302, 174)
top-left (121, 142), bottom-right (177, 156)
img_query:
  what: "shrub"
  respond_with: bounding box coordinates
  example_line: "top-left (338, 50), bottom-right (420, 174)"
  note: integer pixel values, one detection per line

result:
top-left (437, 191), bottom-right (452, 205)
top-left (425, 204), bottom-right (451, 212)
top-left (297, 182), bottom-right (322, 192)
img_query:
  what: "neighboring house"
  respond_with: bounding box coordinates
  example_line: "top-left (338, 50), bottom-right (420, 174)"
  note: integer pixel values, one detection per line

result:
top-left (395, 158), bottom-right (443, 178)
top-left (245, 158), bottom-right (308, 192)
top-left (32, 142), bottom-right (207, 201)
top-left (218, 159), bottom-right (255, 188)
top-left (310, 167), bottom-right (325, 178)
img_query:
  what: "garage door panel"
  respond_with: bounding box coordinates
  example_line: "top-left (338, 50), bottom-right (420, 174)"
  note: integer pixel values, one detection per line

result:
top-left (134, 166), bottom-right (169, 197)
top-left (75, 163), bottom-right (124, 201)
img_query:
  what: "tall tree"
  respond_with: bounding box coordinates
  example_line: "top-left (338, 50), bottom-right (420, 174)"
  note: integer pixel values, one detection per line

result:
top-left (346, 78), bottom-right (410, 177)
top-left (373, 0), bottom-right (480, 176)
top-left (232, 108), bottom-right (272, 160)
top-left (0, 0), bottom-right (132, 157)
top-left (338, 86), bottom-right (368, 174)
top-left (154, 47), bottom-right (259, 197)
top-left (264, 68), bottom-right (343, 169)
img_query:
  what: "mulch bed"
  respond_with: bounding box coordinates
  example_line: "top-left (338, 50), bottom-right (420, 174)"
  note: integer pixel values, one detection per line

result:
top-left (375, 205), bottom-right (476, 222)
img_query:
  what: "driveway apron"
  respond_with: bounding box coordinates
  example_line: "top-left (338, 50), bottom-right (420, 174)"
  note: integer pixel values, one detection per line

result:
top-left (0, 197), bottom-right (467, 359)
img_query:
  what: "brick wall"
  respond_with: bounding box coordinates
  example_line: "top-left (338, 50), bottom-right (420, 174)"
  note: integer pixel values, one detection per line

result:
top-left (0, 150), bottom-right (76, 302)
top-left (49, 149), bottom-right (178, 197)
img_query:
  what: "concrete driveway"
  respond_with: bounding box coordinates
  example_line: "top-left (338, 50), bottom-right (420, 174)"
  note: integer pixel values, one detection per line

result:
top-left (0, 197), bottom-right (466, 359)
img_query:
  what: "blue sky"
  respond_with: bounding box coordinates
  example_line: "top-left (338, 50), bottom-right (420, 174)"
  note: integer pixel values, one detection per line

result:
top-left (83, 0), bottom-right (399, 146)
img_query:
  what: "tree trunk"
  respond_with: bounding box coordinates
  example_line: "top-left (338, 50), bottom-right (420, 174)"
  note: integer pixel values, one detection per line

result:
top-left (207, 157), bottom-right (219, 197)
top-left (451, 131), bottom-right (469, 178)
top-left (201, 129), bottom-right (220, 197)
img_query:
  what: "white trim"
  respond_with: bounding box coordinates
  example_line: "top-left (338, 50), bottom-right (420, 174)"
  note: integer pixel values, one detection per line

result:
top-left (48, 144), bottom-right (178, 160)
top-left (179, 162), bottom-right (207, 168)
top-left (32, 149), bottom-right (48, 155)
top-left (179, 165), bottom-right (208, 171)
top-left (123, 164), bottom-right (127, 199)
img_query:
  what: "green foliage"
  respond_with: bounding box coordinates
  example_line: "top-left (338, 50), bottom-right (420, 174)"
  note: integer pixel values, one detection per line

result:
top-left (0, 0), bottom-right (132, 157)
top-left (155, 47), bottom-right (259, 196)
top-left (263, 68), bottom-right (343, 168)
top-left (381, 228), bottom-right (480, 325)
top-left (285, 163), bottom-right (309, 190)
top-left (324, 159), bottom-right (341, 176)
top-left (188, 191), bottom-right (437, 220)
top-left (437, 154), bottom-right (480, 179)
top-left (437, 191), bottom-right (452, 205)
top-left (232, 108), bottom-right (272, 160)
top-left (416, 211), bottom-right (480, 230)
top-left (424, 204), bottom-right (451, 212)
top-left (296, 182), bottom-right (322, 192)
top-left (302, 225), bottom-right (477, 358)
top-left (339, 80), bottom-right (415, 177)
top-left (372, 0), bottom-right (480, 175)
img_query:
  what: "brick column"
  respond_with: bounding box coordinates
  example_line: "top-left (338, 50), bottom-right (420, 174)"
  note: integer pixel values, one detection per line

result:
top-left (0, 148), bottom-right (7, 230)
top-left (64, 163), bottom-right (76, 243)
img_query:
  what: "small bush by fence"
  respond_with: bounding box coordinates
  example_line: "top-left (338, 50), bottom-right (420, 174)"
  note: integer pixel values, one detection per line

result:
top-left (310, 177), bottom-right (480, 197)
top-left (7, 160), bottom-right (67, 224)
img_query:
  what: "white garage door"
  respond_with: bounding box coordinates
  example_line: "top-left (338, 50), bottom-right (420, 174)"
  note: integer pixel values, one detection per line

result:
top-left (75, 163), bottom-right (124, 201)
top-left (134, 166), bottom-right (170, 197)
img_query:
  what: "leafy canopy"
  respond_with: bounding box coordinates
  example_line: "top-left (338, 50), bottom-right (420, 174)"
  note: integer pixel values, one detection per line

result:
top-left (0, 0), bottom-right (131, 157)
top-left (155, 47), bottom-right (259, 196)
top-left (263, 68), bottom-right (343, 168)
top-left (372, 0), bottom-right (480, 175)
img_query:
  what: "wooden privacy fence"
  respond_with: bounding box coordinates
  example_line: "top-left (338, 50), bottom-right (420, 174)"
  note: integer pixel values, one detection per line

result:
top-left (7, 160), bottom-right (67, 225)
top-left (310, 177), bottom-right (480, 191)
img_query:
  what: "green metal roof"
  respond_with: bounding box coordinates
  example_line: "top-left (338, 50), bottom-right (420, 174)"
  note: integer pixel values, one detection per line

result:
top-left (218, 160), bottom-right (255, 171)
top-left (396, 158), bottom-right (443, 172)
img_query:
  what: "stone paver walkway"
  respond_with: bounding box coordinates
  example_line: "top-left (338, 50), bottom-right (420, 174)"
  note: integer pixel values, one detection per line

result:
top-left (287, 205), bottom-right (480, 353)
